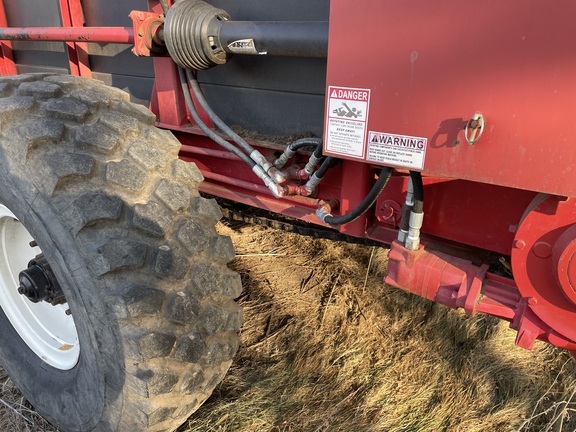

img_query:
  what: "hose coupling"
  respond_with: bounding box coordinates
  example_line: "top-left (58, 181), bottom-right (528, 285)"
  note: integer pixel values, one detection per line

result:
top-left (303, 153), bottom-right (322, 176)
top-left (405, 211), bottom-right (424, 251)
top-left (250, 150), bottom-right (287, 183)
top-left (303, 172), bottom-right (323, 195)
top-left (315, 200), bottom-right (339, 223)
top-left (274, 147), bottom-right (296, 169)
top-left (285, 165), bottom-right (310, 181)
top-left (252, 165), bottom-right (286, 198)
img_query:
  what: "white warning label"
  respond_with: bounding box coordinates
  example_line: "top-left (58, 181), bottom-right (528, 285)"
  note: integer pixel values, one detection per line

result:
top-left (367, 131), bottom-right (428, 169)
top-left (325, 86), bottom-right (371, 158)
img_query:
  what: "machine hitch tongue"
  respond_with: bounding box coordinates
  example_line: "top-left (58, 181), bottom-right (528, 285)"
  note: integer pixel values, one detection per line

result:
top-left (18, 254), bottom-right (65, 305)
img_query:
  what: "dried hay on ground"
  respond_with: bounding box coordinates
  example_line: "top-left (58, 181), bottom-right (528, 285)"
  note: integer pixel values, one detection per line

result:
top-left (0, 222), bottom-right (575, 431)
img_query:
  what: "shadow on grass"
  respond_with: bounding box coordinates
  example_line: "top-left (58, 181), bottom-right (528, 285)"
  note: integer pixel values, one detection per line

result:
top-left (181, 223), bottom-right (576, 432)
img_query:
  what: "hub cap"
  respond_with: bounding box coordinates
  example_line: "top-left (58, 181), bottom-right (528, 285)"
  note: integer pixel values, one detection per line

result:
top-left (0, 205), bottom-right (79, 370)
top-left (511, 196), bottom-right (576, 343)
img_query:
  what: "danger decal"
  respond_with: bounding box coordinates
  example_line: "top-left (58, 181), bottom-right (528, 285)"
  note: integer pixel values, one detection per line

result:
top-left (367, 131), bottom-right (428, 169)
top-left (325, 86), bottom-right (371, 158)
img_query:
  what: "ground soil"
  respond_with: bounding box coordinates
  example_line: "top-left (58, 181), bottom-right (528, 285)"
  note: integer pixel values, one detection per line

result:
top-left (1, 222), bottom-right (576, 431)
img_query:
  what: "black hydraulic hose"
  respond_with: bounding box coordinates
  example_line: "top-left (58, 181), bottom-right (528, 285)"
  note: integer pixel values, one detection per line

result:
top-left (274, 137), bottom-right (322, 171)
top-left (318, 166), bottom-right (394, 225)
top-left (186, 69), bottom-right (256, 157)
top-left (402, 170), bottom-right (424, 250)
top-left (409, 171), bottom-right (424, 213)
top-left (313, 142), bottom-right (323, 158)
top-left (177, 67), bottom-right (256, 168)
top-left (399, 181), bottom-right (413, 234)
top-left (289, 137), bottom-right (322, 152)
top-left (314, 156), bottom-right (336, 180)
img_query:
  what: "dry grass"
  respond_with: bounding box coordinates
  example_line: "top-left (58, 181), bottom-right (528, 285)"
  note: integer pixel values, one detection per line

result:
top-left (2, 223), bottom-right (576, 431)
top-left (0, 368), bottom-right (56, 431)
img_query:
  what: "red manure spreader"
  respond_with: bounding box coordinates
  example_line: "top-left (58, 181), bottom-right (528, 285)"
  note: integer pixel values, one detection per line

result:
top-left (0, 0), bottom-right (574, 430)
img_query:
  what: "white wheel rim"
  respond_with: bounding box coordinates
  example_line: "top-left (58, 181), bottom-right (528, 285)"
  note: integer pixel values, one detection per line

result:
top-left (0, 204), bottom-right (79, 370)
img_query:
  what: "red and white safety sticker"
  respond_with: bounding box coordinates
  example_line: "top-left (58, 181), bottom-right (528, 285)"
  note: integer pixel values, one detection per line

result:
top-left (325, 86), bottom-right (371, 158)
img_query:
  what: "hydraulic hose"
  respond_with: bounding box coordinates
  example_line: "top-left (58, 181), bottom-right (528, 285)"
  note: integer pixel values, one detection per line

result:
top-left (186, 69), bottom-right (286, 183)
top-left (186, 69), bottom-right (255, 157)
top-left (290, 137), bottom-right (322, 152)
top-left (178, 68), bottom-right (254, 167)
top-left (397, 175), bottom-right (414, 243)
top-left (299, 156), bottom-right (336, 195)
top-left (178, 67), bottom-right (286, 197)
top-left (316, 166), bottom-right (394, 225)
top-left (405, 170), bottom-right (424, 250)
top-left (313, 143), bottom-right (323, 159)
top-left (314, 156), bottom-right (336, 179)
top-left (410, 171), bottom-right (424, 213)
top-left (302, 139), bottom-right (324, 177)
top-left (274, 137), bottom-right (322, 170)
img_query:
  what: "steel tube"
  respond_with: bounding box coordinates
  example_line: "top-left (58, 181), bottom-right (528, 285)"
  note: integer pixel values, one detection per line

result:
top-left (180, 144), bottom-right (243, 162)
top-left (0, 27), bottom-right (134, 44)
top-left (201, 170), bottom-right (275, 197)
top-left (219, 21), bottom-right (328, 58)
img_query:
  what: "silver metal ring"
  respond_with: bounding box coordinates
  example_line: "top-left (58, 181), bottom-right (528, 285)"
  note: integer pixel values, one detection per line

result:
top-left (465, 112), bottom-right (485, 145)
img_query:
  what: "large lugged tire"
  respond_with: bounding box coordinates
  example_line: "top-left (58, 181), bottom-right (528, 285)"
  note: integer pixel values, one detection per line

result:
top-left (0, 74), bottom-right (242, 431)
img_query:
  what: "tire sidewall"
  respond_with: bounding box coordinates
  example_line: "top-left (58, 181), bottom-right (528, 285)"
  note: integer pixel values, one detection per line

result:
top-left (0, 147), bottom-right (124, 431)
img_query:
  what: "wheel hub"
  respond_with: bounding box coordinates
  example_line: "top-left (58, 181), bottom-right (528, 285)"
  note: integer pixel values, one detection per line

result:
top-left (18, 254), bottom-right (65, 305)
top-left (511, 195), bottom-right (576, 342)
top-left (554, 225), bottom-right (576, 303)
top-left (0, 204), bottom-right (79, 370)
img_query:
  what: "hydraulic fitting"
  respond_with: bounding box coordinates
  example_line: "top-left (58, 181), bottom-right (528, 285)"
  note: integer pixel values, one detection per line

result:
top-left (303, 153), bottom-right (322, 177)
top-left (252, 166), bottom-right (286, 198)
top-left (405, 211), bottom-right (424, 251)
top-left (274, 147), bottom-right (297, 169)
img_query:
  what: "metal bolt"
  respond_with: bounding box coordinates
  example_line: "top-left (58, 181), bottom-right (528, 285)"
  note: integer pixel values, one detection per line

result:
top-left (65, 309), bottom-right (72, 316)
top-left (514, 239), bottom-right (526, 250)
top-left (528, 297), bottom-right (538, 306)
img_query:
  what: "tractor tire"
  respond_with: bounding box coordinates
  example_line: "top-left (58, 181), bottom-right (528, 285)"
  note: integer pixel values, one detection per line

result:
top-left (0, 74), bottom-right (242, 431)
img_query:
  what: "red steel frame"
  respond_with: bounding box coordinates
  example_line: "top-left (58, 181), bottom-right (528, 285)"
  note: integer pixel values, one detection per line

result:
top-left (0, 0), bottom-right (575, 355)
top-left (0, 1), bottom-right (15, 75)
top-left (0, 0), bottom-right (132, 76)
top-left (58, 0), bottom-right (91, 78)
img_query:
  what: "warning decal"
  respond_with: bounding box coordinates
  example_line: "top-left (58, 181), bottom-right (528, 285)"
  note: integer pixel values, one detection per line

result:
top-left (367, 131), bottom-right (428, 169)
top-left (325, 86), bottom-right (371, 158)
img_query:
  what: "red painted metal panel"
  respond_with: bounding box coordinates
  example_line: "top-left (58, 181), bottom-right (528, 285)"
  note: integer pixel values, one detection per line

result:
top-left (374, 176), bottom-right (537, 255)
top-left (325, 0), bottom-right (576, 197)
